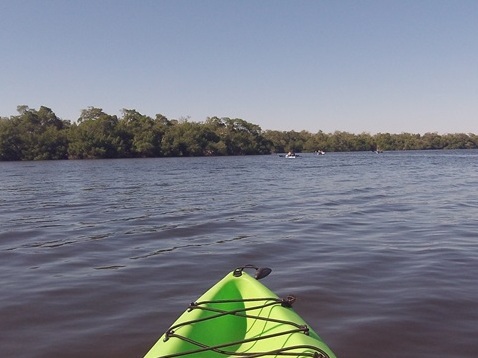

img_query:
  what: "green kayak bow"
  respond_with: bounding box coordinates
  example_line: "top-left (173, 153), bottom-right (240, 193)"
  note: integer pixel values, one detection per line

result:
top-left (144, 265), bottom-right (337, 358)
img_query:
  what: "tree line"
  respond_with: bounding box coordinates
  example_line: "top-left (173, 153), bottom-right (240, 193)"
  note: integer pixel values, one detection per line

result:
top-left (1, 105), bottom-right (477, 161)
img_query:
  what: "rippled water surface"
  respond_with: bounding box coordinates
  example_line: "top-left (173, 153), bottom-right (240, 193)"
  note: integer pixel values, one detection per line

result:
top-left (1, 151), bottom-right (478, 357)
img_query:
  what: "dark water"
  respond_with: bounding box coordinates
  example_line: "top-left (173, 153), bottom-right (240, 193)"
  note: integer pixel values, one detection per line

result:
top-left (1, 151), bottom-right (478, 358)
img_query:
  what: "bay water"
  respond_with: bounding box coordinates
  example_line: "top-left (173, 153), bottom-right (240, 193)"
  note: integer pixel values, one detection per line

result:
top-left (1, 150), bottom-right (477, 357)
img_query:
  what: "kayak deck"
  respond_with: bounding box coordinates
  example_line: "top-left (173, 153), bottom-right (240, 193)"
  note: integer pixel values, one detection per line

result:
top-left (144, 266), bottom-right (336, 358)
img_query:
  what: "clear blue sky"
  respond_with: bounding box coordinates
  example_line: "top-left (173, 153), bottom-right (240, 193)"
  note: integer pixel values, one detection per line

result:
top-left (1, 0), bottom-right (477, 134)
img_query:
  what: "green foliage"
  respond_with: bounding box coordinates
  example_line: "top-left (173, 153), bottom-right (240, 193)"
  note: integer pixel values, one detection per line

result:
top-left (0, 105), bottom-right (477, 160)
top-left (0, 106), bottom-right (69, 160)
top-left (68, 107), bottom-right (125, 159)
top-left (117, 109), bottom-right (164, 157)
top-left (0, 117), bottom-right (23, 161)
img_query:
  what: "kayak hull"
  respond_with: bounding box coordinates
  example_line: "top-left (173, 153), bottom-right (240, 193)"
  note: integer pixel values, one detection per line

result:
top-left (144, 268), bottom-right (336, 358)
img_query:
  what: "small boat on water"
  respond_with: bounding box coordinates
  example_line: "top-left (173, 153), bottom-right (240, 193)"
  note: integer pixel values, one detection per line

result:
top-left (284, 151), bottom-right (298, 158)
top-left (143, 265), bottom-right (337, 358)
